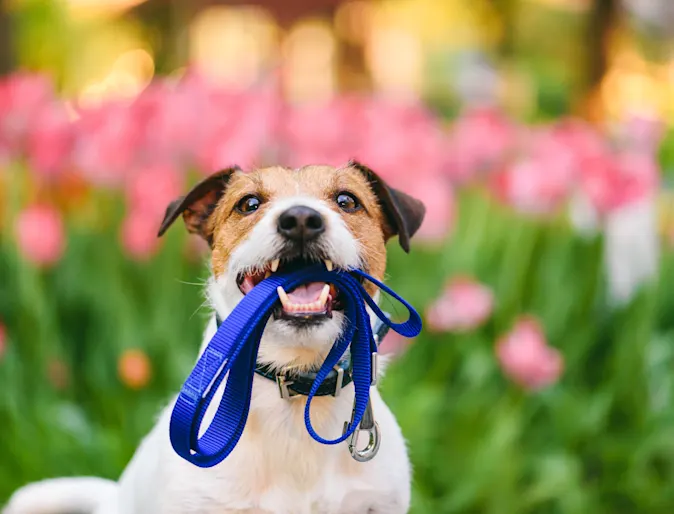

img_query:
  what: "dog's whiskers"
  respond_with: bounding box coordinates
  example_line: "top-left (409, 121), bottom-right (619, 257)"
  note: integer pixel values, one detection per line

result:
top-left (177, 279), bottom-right (209, 288)
top-left (189, 299), bottom-right (211, 321)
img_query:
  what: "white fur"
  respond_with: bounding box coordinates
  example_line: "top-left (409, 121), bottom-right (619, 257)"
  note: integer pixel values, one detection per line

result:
top-left (4, 478), bottom-right (117, 514)
top-left (4, 195), bottom-right (410, 514)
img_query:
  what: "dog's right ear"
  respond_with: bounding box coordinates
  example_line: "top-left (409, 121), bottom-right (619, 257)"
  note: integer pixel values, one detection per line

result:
top-left (157, 166), bottom-right (241, 243)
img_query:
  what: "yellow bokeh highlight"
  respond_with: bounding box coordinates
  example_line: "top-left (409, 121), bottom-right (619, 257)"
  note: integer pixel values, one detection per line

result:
top-left (523, 0), bottom-right (590, 12)
top-left (64, 0), bottom-right (148, 19)
top-left (601, 46), bottom-right (674, 124)
top-left (78, 48), bottom-right (154, 106)
top-left (366, 24), bottom-right (423, 97)
top-left (283, 19), bottom-right (337, 103)
top-left (375, 0), bottom-right (500, 50)
top-left (189, 6), bottom-right (277, 88)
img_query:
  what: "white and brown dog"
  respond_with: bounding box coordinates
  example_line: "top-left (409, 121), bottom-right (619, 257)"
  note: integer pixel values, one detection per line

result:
top-left (5, 161), bottom-right (425, 514)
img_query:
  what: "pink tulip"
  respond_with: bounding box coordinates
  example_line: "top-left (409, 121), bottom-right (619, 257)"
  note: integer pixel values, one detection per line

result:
top-left (578, 154), bottom-right (618, 215)
top-left (132, 82), bottom-right (199, 165)
top-left (618, 113), bottom-right (664, 154)
top-left (120, 209), bottom-right (161, 261)
top-left (283, 102), bottom-right (344, 149)
top-left (542, 118), bottom-right (607, 163)
top-left (492, 156), bottom-right (570, 216)
top-left (281, 96), bottom-right (449, 184)
top-left (445, 107), bottom-right (517, 183)
top-left (359, 99), bottom-right (448, 183)
top-left (72, 101), bottom-right (141, 187)
top-left (488, 119), bottom-right (617, 216)
top-left (279, 99), bottom-right (332, 167)
top-left (404, 176), bottom-right (454, 242)
top-left (14, 204), bottom-right (65, 267)
top-left (426, 276), bottom-right (494, 333)
top-left (125, 164), bottom-right (183, 220)
top-left (0, 72), bottom-right (55, 152)
top-left (526, 120), bottom-right (604, 183)
top-left (612, 151), bottom-right (659, 207)
top-left (580, 151), bottom-right (659, 215)
top-left (196, 125), bottom-right (267, 172)
top-left (379, 330), bottom-right (413, 356)
top-left (495, 316), bottom-right (563, 391)
top-left (0, 322), bottom-right (6, 361)
top-left (280, 98), bottom-right (357, 168)
top-left (132, 75), bottom-right (230, 167)
top-left (359, 115), bottom-right (448, 186)
top-left (26, 103), bottom-right (73, 178)
top-left (0, 140), bottom-right (10, 167)
top-left (195, 87), bottom-right (279, 172)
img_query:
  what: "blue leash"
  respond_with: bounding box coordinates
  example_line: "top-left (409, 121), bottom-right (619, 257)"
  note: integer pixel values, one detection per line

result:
top-left (170, 265), bottom-right (422, 468)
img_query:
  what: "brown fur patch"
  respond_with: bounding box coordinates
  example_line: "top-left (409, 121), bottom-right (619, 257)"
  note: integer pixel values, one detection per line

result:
top-left (208, 164), bottom-right (388, 293)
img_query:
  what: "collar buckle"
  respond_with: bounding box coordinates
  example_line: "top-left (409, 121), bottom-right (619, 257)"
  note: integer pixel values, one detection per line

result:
top-left (276, 364), bottom-right (347, 400)
top-left (276, 374), bottom-right (298, 400)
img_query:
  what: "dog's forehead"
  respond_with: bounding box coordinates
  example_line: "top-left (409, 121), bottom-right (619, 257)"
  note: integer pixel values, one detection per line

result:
top-left (230, 165), bottom-right (373, 200)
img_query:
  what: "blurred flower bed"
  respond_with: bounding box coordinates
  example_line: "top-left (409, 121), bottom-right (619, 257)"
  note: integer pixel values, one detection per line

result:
top-left (2, 70), bottom-right (674, 512)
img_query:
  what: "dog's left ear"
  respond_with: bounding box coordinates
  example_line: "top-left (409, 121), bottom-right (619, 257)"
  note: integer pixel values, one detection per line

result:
top-left (349, 160), bottom-right (426, 253)
top-left (157, 166), bottom-right (241, 243)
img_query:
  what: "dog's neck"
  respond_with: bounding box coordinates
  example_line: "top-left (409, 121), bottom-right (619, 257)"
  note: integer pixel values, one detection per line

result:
top-left (202, 274), bottom-right (381, 373)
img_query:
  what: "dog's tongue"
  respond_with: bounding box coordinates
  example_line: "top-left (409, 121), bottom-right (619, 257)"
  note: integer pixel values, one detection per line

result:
top-left (287, 282), bottom-right (325, 303)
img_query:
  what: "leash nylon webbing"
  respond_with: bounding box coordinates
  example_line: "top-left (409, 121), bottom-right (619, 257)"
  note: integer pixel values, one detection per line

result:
top-left (169, 265), bottom-right (422, 468)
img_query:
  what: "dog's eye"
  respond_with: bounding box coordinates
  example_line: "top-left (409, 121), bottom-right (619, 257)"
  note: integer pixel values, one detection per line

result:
top-left (236, 195), bottom-right (262, 214)
top-left (336, 192), bottom-right (361, 213)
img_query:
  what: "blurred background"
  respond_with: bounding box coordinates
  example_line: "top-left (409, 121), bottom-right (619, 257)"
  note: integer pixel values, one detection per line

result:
top-left (1, 0), bottom-right (674, 512)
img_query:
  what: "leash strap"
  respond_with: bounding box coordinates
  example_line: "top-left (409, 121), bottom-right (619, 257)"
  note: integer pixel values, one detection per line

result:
top-left (169, 265), bottom-right (422, 468)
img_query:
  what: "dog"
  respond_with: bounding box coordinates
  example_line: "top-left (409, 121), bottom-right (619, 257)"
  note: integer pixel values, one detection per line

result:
top-left (5, 161), bottom-right (425, 514)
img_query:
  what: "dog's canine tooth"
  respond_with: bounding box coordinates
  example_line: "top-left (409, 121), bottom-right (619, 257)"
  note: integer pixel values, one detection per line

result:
top-left (270, 259), bottom-right (280, 272)
top-left (319, 284), bottom-right (330, 306)
top-left (324, 260), bottom-right (333, 272)
top-left (264, 270), bottom-right (271, 279)
top-left (277, 286), bottom-right (290, 307)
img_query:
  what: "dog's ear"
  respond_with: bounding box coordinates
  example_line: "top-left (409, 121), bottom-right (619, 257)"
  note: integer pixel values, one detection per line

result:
top-left (157, 166), bottom-right (241, 243)
top-left (349, 160), bottom-right (426, 253)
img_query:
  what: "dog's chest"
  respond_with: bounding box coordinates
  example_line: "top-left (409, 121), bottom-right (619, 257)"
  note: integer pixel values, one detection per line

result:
top-left (160, 436), bottom-right (390, 514)
top-left (157, 391), bottom-right (404, 514)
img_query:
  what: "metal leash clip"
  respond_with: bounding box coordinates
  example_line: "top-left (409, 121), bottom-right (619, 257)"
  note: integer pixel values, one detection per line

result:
top-left (343, 397), bottom-right (380, 462)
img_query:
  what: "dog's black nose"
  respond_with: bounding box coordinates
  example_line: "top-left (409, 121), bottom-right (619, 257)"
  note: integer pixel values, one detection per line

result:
top-left (277, 206), bottom-right (325, 242)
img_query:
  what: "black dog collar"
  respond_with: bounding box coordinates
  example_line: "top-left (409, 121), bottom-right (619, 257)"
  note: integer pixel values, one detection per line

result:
top-left (215, 313), bottom-right (390, 399)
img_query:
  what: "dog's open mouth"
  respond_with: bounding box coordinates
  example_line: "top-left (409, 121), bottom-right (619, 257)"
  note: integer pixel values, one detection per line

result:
top-left (236, 257), bottom-right (350, 325)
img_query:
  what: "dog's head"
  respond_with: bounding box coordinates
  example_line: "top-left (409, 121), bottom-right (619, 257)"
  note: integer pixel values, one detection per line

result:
top-left (159, 161), bottom-right (425, 365)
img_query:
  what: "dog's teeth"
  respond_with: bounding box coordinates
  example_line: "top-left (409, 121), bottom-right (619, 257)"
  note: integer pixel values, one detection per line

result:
top-left (264, 270), bottom-right (271, 279)
top-left (270, 259), bottom-right (280, 272)
top-left (325, 260), bottom-right (333, 272)
top-left (319, 284), bottom-right (330, 306)
top-left (277, 286), bottom-right (290, 307)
